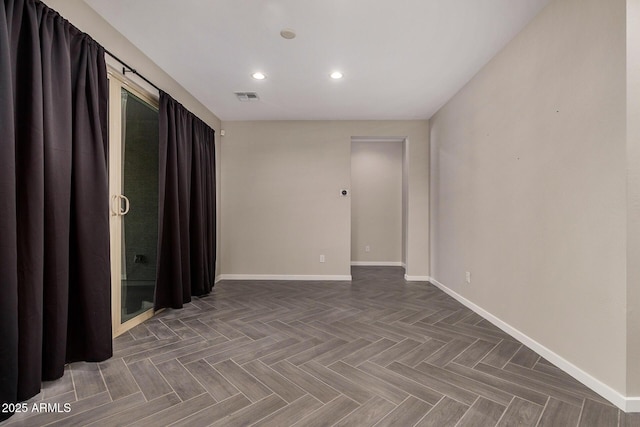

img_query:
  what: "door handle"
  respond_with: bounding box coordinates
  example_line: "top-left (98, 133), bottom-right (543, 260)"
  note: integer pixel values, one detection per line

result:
top-left (111, 194), bottom-right (120, 216)
top-left (120, 194), bottom-right (130, 215)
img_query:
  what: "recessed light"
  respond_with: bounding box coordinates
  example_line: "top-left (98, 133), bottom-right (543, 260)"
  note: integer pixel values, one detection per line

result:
top-left (330, 71), bottom-right (343, 79)
top-left (252, 72), bottom-right (266, 80)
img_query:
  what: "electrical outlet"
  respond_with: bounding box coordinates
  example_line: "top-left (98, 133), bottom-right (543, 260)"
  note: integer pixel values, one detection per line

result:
top-left (365, 245), bottom-right (370, 252)
top-left (465, 271), bottom-right (471, 284)
top-left (320, 254), bottom-right (325, 263)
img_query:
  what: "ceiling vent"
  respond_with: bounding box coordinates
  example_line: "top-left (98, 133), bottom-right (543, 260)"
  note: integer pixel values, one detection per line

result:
top-left (235, 92), bottom-right (260, 102)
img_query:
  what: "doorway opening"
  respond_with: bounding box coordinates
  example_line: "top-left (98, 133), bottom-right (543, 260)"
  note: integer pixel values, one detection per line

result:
top-left (350, 137), bottom-right (408, 274)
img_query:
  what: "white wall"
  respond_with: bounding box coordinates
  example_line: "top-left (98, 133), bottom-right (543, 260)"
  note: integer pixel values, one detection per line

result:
top-left (219, 120), bottom-right (429, 279)
top-left (351, 140), bottom-right (403, 264)
top-left (430, 0), bottom-right (627, 400)
top-left (627, 0), bottom-right (640, 398)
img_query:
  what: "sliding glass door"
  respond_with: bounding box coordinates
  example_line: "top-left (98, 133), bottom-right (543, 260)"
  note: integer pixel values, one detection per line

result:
top-left (109, 72), bottom-right (159, 336)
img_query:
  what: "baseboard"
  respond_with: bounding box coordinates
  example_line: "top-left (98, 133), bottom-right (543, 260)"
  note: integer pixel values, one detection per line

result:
top-left (351, 261), bottom-right (404, 267)
top-left (404, 274), bottom-right (431, 282)
top-left (428, 276), bottom-right (636, 412)
top-left (216, 274), bottom-right (352, 282)
top-left (627, 397), bottom-right (640, 413)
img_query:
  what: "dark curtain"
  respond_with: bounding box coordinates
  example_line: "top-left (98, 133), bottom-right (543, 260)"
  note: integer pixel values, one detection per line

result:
top-left (156, 92), bottom-right (216, 309)
top-left (0, 0), bottom-right (112, 421)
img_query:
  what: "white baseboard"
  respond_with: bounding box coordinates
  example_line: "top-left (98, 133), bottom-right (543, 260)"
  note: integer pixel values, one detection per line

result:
top-left (627, 397), bottom-right (640, 413)
top-left (216, 274), bottom-right (352, 282)
top-left (404, 274), bottom-right (431, 282)
top-left (428, 276), bottom-right (637, 413)
top-left (351, 261), bottom-right (404, 267)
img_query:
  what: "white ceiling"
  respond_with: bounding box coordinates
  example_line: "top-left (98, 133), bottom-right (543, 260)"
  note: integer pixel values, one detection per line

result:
top-left (84, 0), bottom-right (550, 121)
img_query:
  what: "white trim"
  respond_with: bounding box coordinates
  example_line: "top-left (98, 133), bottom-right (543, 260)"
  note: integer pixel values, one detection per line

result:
top-left (216, 274), bottom-right (352, 282)
top-left (627, 397), bottom-right (640, 413)
top-left (351, 261), bottom-right (404, 267)
top-left (351, 136), bottom-right (406, 143)
top-left (404, 274), bottom-right (431, 282)
top-left (428, 276), bottom-right (637, 412)
top-left (401, 262), bottom-right (407, 269)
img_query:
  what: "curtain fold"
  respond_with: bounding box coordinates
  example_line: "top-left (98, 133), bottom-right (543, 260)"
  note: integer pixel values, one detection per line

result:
top-left (156, 92), bottom-right (216, 309)
top-left (0, 0), bottom-right (112, 420)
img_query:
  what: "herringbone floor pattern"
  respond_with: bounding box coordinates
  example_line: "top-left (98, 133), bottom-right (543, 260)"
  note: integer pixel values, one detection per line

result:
top-left (2, 267), bottom-right (638, 426)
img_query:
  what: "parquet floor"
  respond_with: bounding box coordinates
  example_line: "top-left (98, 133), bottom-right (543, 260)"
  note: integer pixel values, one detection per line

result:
top-left (2, 267), bottom-right (638, 426)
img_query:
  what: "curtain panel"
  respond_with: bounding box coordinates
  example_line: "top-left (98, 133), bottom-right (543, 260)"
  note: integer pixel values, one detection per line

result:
top-left (156, 92), bottom-right (216, 309)
top-left (0, 0), bottom-right (112, 420)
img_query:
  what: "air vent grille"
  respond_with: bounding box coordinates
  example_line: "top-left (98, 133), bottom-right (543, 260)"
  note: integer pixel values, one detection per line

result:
top-left (235, 92), bottom-right (260, 102)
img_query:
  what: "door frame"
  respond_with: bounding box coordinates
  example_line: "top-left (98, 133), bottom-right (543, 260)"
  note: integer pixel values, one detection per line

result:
top-left (107, 67), bottom-right (160, 337)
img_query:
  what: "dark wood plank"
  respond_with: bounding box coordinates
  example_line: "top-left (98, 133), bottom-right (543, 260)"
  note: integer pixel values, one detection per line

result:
top-left (290, 395), bottom-right (359, 427)
top-left (212, 359), bottom-right (272, 402)
top-left (241, 360), bottom-right (306, 403)
top-left (424, 339), bottom-right (473, 367)
top-left (208, 395), bottom-right (287, 427)
top-left (300, 361), bottom-right (374, 403)
top-left (375, 396), bottom-right (433, 426)
top-left (341, 338), bottom-right (398, 366)
top-left (578, 398), bottom-right (619, 427)
top-left (456, 397), bottom-right (505, 427)
top-left (271, 360), bottom-right (340, 403)
top-left (387, 362), bottom-right (478, 405)
top-left (47, 392), bottom-right (146, 427)
top-left (452, 339), bottom-right (497, 367)
top-left (537, 397), bottom-right (582, 427)
top-left (99, 358), bottom-right (140, 400)
top-left (129, 394), bottom-right (216, 427)
top-left (313, 338), bottom-right (372, 366)
top-left (415, 396), bottom-right (469, 427)
top-left (481, 340), bottom-right (522, 368)
top-left (285, 337), bottom-right (348, 366)
top-left (496, 397), bottom-right (543, 427)
top-left (357, 361), bottom-right (444, 405)
top-left (84, 393), bottom-right (181, 427)
top-left (204, 336), bottom-right (278, 365)
top-left (155, 359), bottom-right (206, 401)
top-left (232, 337), bottom-right (300, 365)
top-left (333, 396), bottom-right (396, 427)
top-left (184, 359), bottom-right (239, 401)
top-left (620, 412), bottom-right (640, 427)
top-left (328, 361), bottom-right (409, 404)
top-left (445, 362), bottom-right (549, 406)
top-left (127, 358), bottom-right (173, 401)
top-left (509, 346), bottom-right (540, 368)
top-left (415, 362), bottom-right (513, 406)
top-left (369, 339), bottom-right (423, 366)
top-left (252, 395), bottom-right (323, 427)
top-left (70, 362), bottom-right (107, 399)
top-left (474, 363), bottom-right (583, 407)
top-left (170, 394), bottom-right (252, 427)
top-left (259, 338), bottom-right (322, 365)
top-left (397, 339), bottom-right (447, 367)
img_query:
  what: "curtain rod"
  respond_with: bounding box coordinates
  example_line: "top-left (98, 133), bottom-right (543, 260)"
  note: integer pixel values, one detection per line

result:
top-left (104, 49), bottom-right (162, 93)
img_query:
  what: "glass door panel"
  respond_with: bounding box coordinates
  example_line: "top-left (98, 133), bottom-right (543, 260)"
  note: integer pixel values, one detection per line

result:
top-left (120, 88), bottom-right (159, 323)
